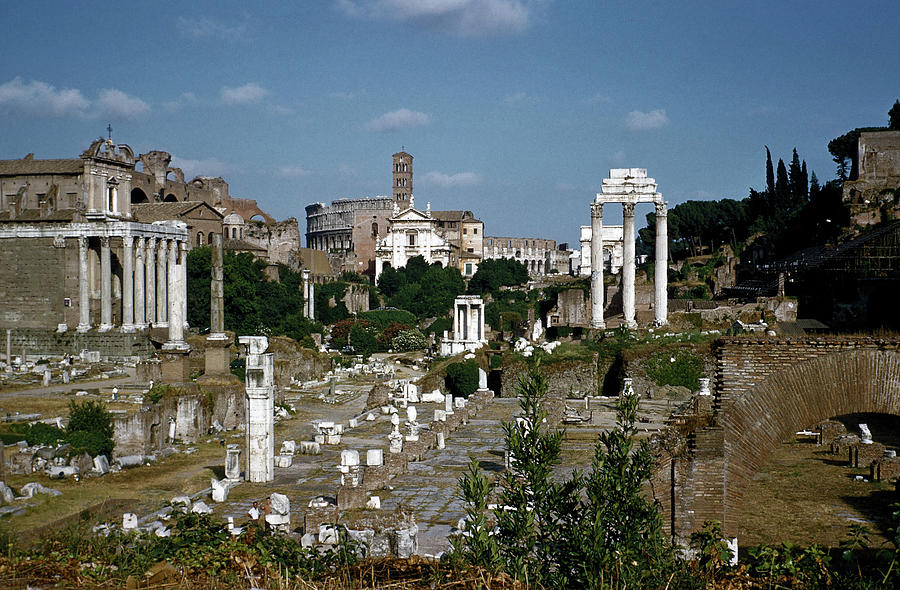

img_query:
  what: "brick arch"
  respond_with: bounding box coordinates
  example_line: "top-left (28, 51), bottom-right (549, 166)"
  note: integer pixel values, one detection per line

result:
top-left (719, 349), bottom-right (900, 534)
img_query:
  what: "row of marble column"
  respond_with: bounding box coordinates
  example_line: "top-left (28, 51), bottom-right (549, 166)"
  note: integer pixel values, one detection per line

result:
top-left (76, 235), bottom-right (187, 342)
top-left (590, 201), bottom-right (668, 329)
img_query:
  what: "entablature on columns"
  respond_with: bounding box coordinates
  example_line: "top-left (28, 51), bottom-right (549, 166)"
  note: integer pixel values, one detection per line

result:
top-left (0, 220), bottom-right (189, 242)
top-left (595, 168), bottom-right (664, 205)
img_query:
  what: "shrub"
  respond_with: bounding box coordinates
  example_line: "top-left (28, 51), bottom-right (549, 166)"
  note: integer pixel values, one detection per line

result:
top-left (426, 317), bottom-right (452, 336)
top-left (643, 348), bottom-right (704, 390)
top-left (25, 422), bottom-right (65, 446)
top-left (359, 309), bottom-right (417, 329)
top-left (445, 361), bottom-right (479, 398)
top-left (392, 328), bottom-right (427, 352)
top-left (349, 323), bottom-right (378, 359)
top-left (66, 400), bottom-right (114, 457)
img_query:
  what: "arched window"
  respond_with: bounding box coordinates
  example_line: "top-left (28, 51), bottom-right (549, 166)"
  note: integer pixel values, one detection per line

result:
top-left (371, 222), bottom-right (378, 238)
top-left (197, 232), bottom-right (204, 247)
top-left (231, 227), bottom-right (237, 239)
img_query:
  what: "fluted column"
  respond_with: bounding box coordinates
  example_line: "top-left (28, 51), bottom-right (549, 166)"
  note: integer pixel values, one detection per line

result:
top-left (179, 241), bottom-right (188, 328)
top-left (308, 283), bottom-right (315, 321)
top-left (134, 238), bottom-right (145, 329)
top-left (121, 236), bottom-right (134, 332)
top-left (166, 239), bottom-right (184, 344)
top-left (145, 237), bottom-right (156, 326)
top-left (77, 237), bottom-right (91, 332)
top-left (622, 203), bottom-right (637, 329)
top-left (589, 202), bottom-right (605, 329)
top-left (99, 236), bottom-right (113, 331)
top-left (156, 239), bottom-right (168, 327)
top-left (654, 201), bottom-right (669, 327)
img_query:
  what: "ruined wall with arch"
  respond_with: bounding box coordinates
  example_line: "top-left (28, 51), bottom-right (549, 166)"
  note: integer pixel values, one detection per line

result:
top-left (652, 337), bottom-right (900, 541)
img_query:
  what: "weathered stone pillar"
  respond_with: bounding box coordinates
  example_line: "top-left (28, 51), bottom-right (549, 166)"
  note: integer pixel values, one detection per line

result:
top-left (77, 236), bottom-right (91, 332)
top-left (121, 236), bottom-right (135, 332)
top-left (301, 269), bottom-right (311, 319)
top-left (590, 202), bottom-right (605, 329)
top-left (240, 336), bottom-right (275, 483)
top-left (210, 233), bottom-right (225, 336)
top-left (654, 201), bottom-right (668, 327)
top-left (166, 240), bottom-right (183, 344)
top-left (156, 239), bottom-right (168, 327)
top-left (622, 203), bottom-right (637, 329)
top-left (308, 283), bottom-right (315, 321)
top-left (205, 233), bottom-right (231, 376)
top-left (99, 236), bottom-right (113, 332)
top-left (145, 237), bottom-right (156, 326)
top-left (134, 238), bottom-right (145, 329)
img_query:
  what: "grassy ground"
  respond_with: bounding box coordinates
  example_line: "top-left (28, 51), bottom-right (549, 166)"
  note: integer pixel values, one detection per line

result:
top-left (738, 436), bottom-right (897, 548)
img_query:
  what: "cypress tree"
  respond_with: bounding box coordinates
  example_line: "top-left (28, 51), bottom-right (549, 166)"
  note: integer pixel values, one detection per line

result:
top-left (800, 160), bottom-right (809, 201)
top-left (765, 146), bottom-right (775, 197)
top-left (889, 99), bottom-right (900, 130)
top-left (775, 158), bottom-right (790, 210)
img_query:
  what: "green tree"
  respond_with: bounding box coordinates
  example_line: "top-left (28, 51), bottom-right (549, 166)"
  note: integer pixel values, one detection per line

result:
top-left (558, 391), bottom-right (669, 588)
top-left (765, 145), bottom-right (775, 197)
top-left (889, 99), bottom-right (900, 130)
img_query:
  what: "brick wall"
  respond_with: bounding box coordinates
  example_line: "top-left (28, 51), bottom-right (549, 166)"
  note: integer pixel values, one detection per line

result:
top-left (654, 337), bottom-right (900, 540)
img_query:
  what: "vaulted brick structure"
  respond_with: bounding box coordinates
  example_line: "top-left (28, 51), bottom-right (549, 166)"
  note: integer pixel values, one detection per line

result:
top-left (654, 337), bottom-right (900, 542)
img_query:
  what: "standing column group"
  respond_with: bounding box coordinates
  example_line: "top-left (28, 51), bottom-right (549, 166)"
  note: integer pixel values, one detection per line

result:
top-left (589, 197), bottom-right (668, 329)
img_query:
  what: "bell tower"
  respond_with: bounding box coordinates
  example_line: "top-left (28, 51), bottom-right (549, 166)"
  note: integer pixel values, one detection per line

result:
top-left (392, 151), bottom-right (413, 208)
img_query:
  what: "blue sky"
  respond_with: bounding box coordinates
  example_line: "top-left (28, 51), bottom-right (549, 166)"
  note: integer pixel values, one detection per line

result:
top-left (1, 0), bottom-right (898, 247)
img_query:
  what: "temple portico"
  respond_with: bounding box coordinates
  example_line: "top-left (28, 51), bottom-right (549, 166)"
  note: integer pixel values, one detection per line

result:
top-left (440, 295), bottom-right (487, 356)
top-left (0, 220), bottom-right (189, 338)
top-left (591, 169), bottom-right (668, 329)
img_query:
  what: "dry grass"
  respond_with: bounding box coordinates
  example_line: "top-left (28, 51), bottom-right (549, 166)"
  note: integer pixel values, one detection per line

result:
top-left (738, 437), bottom-right (896, 548)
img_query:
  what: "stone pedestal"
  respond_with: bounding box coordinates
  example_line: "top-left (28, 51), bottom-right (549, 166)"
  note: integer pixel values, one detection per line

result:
top-left (204, 336), bottom-right (232, 376)
top-left (160, 350), bottom-right (191, 384)
top-left (225, 444), bottom-right (241, 480)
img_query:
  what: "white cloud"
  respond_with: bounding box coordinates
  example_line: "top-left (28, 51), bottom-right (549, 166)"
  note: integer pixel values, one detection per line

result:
top-left (97, 89), bottom-right (150, 119)
top-left (0, 77), bottom-right (89, 118)
top-left (171, 157), bottom-right (232, 179)
top-left (365, 108), bottom-right (430, 132)
top-left (177, 16), bottom-right (247, 40)
top-left (338, 0), bottom-right (534, 37)
top-left (420, 170), bottom-right (482, 187)
top-left (625, 109), bottom-right (669, 131)
top-left (277, 165), bottom-right (312, 178)
top-left (220, 83), bottom-right (268, 105)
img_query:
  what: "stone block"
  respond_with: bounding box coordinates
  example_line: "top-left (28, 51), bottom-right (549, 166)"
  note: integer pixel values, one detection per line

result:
top-left (817, 420), bottom-right (847, 446)
top-left (319, 524), bottom-right (338, 544)
top-left (280, 440), bottom-right (296, 455)
top-left (337, 486), bottom-right (367, 510)
top-left (19, 482), bottom-right (61, 498)
top-left (300, 441), bottom-right (321, 455)
top-left (211, 478), bottom-right (234, 502)
top-left (341, 449), bottom-right (360, 467)
top-left (191, 501), bottom-right (213, 514)
top-left (366, 449), bottom-right (383, 466)
top-left (122, 513), bottom-right (138, 530)
top-left (0, 482), bottom-right (14, 505)
top-left (366, 495), bottom-right (381, 509)
top-left (275, 454), bottom-right (293, 468)
top-left (93, 454), bottom-right (110, 475)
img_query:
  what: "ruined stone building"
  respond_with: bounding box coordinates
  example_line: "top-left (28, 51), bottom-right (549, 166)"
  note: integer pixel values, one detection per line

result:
top-left (0, 139), bottom-right (189, 334)
top-left (578, 224), bottom-right (625, 276)
top-left (842, 130), bottom-right (900, 227)
top-left (482, 235), bottom-right (571, 276)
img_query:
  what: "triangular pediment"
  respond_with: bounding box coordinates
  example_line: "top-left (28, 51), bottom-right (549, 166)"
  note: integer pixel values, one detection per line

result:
top-left (391, 207), bottom-right (431, 221)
